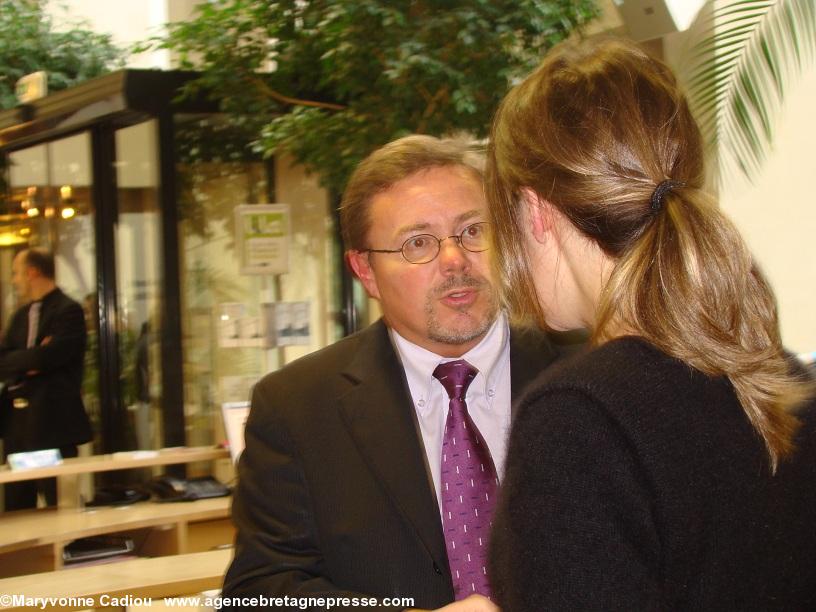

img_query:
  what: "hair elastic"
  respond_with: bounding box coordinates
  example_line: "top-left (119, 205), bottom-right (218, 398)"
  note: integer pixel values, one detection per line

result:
top-left (650, 180), bottom-right (684, 212)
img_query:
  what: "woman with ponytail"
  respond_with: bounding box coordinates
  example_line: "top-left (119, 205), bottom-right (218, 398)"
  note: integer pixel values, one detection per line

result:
top-left (487, 37), bottom-right (816, 610)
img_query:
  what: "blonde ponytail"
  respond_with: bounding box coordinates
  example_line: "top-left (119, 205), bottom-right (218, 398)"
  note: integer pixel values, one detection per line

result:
top-left (595, 188), bottom-right (809, 470)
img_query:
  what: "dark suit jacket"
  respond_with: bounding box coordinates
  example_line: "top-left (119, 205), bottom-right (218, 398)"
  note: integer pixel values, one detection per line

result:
top-left (222, 319), bottom-right (562, 610)
top-left (0, 288), bottom-right (91, 451)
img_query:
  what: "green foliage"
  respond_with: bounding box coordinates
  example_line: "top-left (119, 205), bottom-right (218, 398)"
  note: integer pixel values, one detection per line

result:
top-left (685, 0), bottom-right (816, 181)
top-left (0, 0), bottom-right (125, 110)
top-left (153, 0), bottom-right (599, 194)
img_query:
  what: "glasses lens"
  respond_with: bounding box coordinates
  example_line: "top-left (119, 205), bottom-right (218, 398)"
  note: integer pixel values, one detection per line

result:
top-left (402, 234), bottom-right (439, 264)
top-left (460, 222), bottom-right (490, 252)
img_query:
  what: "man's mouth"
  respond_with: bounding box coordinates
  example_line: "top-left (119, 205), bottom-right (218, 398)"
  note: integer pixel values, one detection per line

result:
top-left (439, 289), bottom-right (478, 309)
top-left (435, 277), bottom-right (485, 308)
top-left (434, 275), bottom-right (484, 294)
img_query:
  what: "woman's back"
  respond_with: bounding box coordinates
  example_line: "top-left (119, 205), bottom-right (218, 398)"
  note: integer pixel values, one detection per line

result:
top-left (491, 337), bottom-right (816, 610)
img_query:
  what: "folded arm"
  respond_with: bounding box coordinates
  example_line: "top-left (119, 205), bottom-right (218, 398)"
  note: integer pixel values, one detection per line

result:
top-left (0, 303), bottom-right (85, 379)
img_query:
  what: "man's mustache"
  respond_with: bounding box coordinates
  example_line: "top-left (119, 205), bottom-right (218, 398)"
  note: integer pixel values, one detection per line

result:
top-left (432, 274), bottom-right (490, 297)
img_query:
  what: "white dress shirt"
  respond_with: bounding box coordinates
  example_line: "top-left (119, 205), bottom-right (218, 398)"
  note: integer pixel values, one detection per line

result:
top-left (389, 312), bottom-right (512, 514)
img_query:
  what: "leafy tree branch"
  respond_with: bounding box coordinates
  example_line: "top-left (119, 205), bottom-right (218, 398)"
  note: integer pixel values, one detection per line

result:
top-left (152, 0), bottom-right (601, 195)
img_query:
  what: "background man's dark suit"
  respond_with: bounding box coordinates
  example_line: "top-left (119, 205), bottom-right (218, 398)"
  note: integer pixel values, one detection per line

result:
top-left (0, 288), bottom-right (91, 509)
top-left (222, 319), bottom-right (561, 609)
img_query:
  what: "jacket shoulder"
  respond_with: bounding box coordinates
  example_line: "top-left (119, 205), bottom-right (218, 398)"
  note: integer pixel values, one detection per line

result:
top-left (50, 289), bottom-right (83, 310)
top-left (254, 321), bottom-right (386, 395)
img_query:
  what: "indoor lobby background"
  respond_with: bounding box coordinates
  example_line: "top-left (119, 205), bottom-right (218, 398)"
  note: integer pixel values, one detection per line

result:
top-left (1, 0), bottom-right (814, 466)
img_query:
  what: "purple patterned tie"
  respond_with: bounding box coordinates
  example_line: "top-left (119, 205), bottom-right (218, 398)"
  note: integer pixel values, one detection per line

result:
top-left (434, 359), bottom-right (497, 600)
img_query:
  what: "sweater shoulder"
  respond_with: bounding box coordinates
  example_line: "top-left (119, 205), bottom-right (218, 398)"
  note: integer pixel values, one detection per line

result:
top-left (518, 337), bottom-right (744, 448)
top-left (525, 337), bottom-right (691, 402)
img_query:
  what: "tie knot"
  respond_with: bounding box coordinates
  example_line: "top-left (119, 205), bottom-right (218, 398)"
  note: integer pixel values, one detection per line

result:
top-left (433, 359), bottom-right (478, 401)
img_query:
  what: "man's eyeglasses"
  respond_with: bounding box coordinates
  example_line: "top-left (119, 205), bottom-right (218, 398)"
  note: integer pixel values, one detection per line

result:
top-left (360, 222), bottom-right (491, 265)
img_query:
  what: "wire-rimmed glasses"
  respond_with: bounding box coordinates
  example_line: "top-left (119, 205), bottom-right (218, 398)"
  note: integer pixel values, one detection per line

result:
top-left (360, 221), bottom-right (491, 264)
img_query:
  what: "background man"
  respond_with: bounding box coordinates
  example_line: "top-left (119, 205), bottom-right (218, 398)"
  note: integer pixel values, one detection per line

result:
top-left (0, 248), bottom-right (91, 510)
top-left (223, 136), bottom-right (564, 611)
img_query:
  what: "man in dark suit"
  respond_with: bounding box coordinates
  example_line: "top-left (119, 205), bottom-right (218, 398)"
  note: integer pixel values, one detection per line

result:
top-left (223, 136), bottom-right (564, 611)
top-left (0, 248), bottom-right (91, 510)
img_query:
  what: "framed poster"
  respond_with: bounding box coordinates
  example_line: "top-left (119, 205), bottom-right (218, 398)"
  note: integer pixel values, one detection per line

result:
top-left (235, 204), bottom-right (291, 275)
top-left (262, 301), bottom-right (312, 347)
top-left (217, 303), bottom-right (264, 348)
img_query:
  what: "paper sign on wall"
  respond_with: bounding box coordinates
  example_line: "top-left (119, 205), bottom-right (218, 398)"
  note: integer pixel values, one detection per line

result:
top-left (235, 204), bottom-right (291, 275)
top-left (263, 301), bottom-right (312, 347)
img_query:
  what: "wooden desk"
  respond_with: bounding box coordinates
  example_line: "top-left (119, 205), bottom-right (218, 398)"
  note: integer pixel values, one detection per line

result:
top-left (0, 548), bottom-right (232, 611)
top-left (0, 446), bottom-right (230, 508)
top-left (0, 497), bottom-right (233, 577)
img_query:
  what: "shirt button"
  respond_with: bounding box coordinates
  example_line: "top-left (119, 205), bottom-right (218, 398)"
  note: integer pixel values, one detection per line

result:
top-left (418, 399), bottom-right (426, 408)
top-left (487, 389), bottom-right (495, 398)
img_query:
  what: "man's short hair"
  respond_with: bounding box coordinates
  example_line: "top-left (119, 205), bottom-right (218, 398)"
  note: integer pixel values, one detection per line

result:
top-left (339, 135), bottom-right (485, 251)
top-left (23, 248), bottom-right (55, 280)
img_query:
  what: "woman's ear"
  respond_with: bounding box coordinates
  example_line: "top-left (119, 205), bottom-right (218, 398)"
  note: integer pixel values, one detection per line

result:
top-left (521, 188), bottom-right (554, 244)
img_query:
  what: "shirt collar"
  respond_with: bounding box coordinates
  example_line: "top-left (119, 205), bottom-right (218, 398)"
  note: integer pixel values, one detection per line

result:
top-left (389, 312), bottom-right (509, 414)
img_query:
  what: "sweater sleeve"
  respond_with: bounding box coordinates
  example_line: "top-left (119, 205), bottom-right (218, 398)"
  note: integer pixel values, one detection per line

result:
top-left (490, 387), bottom-right (663, 612)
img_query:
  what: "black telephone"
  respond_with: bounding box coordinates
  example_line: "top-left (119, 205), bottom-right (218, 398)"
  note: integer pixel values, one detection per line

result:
top-left (150, 475), bottom-right (230, 502)
top-left (87, 484), bottom-right (151, 507)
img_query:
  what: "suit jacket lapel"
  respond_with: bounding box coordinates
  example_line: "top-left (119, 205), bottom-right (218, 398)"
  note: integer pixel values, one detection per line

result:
top-left (33, 288), bottom-right (61, 344)
top-left (337, 321), bottom-right (450, 573)
top-left (335, 321), bottom-right (567, 572)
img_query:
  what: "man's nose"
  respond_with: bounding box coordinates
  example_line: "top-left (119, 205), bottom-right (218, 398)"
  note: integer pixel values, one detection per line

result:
top-left (437, 236), bottom-right (470, 272)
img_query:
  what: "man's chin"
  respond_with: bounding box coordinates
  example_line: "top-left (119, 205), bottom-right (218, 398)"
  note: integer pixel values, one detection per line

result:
top-left (427, 313), bottom-right (495, 347)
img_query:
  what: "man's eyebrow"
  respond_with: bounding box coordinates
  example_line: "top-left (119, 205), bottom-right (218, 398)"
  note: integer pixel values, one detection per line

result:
top-left (454, 210), bottom-right (482, 224)
top-left (393, 210), bottom-right (483, 238)
top-left (394, 222), bottom-right (430, 237)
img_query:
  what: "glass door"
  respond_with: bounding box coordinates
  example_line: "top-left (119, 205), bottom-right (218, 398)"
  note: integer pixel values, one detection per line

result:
top-left (2, 132), bottom-right (100, 444)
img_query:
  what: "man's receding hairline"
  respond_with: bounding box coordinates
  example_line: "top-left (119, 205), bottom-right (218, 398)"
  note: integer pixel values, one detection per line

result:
top-left (359, 162), bottom-right (485, 243)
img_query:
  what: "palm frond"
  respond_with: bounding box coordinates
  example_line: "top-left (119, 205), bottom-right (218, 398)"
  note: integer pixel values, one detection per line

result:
top-left (685, 0), bottom-right (816, 182)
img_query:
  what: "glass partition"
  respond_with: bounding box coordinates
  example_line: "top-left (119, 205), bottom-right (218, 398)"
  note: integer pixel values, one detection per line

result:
top-left (1, 111), bottom-right (345, 458)
top-left (176, 114), bottom-right (342, 449)
top-left (114, 120), bottom-right (164, 450)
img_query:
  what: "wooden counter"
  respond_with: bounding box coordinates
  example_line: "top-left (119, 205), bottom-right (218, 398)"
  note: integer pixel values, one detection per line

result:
top-left (0, 548), bottom-right (232, 611)
top-left (0, 447), bottom-right (230, 508)
top-left (0, 496), bottom-right (233, 577)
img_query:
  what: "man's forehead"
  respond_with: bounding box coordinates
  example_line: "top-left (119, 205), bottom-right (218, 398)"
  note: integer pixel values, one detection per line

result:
top-left (368, 167), bottom-right (485, 229)
top-left (376, 165), bottom-right (481, 199)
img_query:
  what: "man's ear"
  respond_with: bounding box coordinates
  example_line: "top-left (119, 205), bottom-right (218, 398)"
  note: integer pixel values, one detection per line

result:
top-left (346, 250), bottom-right (381, 300)
top-left (25, 266), bottom-right (38, 282)
top-left (521, 188), bottom-right (555, 244)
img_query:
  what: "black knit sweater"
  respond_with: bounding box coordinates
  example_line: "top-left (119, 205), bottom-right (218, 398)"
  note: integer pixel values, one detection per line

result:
top-left (490, 337), bottom-right (816, 611)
